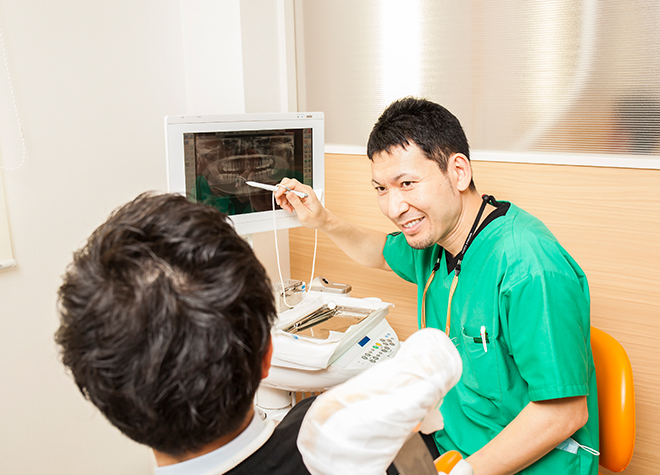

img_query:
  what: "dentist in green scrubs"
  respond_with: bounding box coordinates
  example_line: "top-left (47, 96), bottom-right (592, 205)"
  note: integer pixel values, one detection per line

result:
top-left (276, 97), bottom-right (598, 475)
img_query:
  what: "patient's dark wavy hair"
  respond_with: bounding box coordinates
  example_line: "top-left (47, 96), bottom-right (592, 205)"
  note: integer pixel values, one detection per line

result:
top-left (55, 192), bottom-right (276, 456)
top-left (367, 97), bottom-right (474, 189)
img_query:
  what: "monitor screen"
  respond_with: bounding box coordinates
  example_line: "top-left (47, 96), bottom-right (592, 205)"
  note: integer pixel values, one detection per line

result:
top-left (165, 112), bottom-right (324, 235)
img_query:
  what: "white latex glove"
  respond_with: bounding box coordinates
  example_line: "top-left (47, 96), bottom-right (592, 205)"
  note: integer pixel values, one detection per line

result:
top-left (439, 459), bottom-right (474, 475)
top-left (297, 328), bottom-right (462, 475)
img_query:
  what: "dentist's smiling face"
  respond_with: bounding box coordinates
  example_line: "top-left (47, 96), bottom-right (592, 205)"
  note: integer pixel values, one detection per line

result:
top-left (371, 143), bottom-right (462, 250)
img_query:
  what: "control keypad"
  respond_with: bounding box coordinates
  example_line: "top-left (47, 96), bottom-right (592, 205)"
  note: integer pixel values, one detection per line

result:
top-left (357, 332), bottom-right (397, 366)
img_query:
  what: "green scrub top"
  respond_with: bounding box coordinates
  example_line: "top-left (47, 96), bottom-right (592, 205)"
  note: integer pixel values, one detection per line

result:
top-left (383, 203), bottom-right (599, 475)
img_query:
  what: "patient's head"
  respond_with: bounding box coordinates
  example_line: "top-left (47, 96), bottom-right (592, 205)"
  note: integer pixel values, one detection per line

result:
top-left (55, 192), bottom-right (276, 456)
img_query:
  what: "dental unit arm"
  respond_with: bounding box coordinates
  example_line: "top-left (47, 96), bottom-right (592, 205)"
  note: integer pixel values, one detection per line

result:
top-left (256, 289), bottom-right (400, 420)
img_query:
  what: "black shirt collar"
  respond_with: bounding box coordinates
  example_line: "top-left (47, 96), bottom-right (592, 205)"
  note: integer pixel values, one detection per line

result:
top-left (444, 201), bottom-right (511, 274)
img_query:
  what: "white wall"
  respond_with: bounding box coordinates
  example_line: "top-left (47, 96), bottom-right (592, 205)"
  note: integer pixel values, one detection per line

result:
top-left (178, 0), bottom-right (292, 280)
top-left (0, 1), bottom-right (292, 473)
top-left (180, 0), bottom-right (246, 114)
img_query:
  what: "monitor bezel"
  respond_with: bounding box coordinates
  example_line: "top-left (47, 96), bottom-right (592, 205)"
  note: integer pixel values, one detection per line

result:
top-left (165, 112), bottom-right (324, 235)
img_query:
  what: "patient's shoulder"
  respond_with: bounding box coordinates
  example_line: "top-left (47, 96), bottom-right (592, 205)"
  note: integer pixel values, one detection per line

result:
top-left (227, 397), bottom-right (316, 475)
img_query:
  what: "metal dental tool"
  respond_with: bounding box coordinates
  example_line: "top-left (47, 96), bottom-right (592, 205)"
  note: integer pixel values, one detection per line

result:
top-left (245, 180), bottom-right (308, 199)
top-left (283, 302), bottom-right (338, 334)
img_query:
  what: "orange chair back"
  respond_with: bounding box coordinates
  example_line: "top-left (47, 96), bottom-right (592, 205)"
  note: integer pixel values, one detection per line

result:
top-left (591, 326), bottom-right (636, 472)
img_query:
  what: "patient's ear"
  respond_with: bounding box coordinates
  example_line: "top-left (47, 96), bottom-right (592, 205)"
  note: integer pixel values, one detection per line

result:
top-left (261, 336), bottom-right (273, 380)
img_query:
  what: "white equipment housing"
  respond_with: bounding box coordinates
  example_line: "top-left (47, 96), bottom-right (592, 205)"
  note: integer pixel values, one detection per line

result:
top-left (256, 292), bottom-right (400, 419)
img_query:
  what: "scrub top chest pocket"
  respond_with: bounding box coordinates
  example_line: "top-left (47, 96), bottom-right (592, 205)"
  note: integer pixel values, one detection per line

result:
top-left (459, 325), bottom-right (503, 403)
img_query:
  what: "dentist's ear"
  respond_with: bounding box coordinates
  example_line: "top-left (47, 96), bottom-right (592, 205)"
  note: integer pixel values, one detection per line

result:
top-left (448, 153), bottom-right (473, 193)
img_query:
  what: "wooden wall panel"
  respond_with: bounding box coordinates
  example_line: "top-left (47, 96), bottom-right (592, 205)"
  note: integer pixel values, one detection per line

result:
top-left (289, 153), bottom-right (660, 475)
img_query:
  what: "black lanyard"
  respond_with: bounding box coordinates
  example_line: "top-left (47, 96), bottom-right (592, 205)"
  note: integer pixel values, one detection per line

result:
top-left (421, 194), bottom-right (497, 331)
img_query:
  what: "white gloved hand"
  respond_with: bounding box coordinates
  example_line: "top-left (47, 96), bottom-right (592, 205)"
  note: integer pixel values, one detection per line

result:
top-left (297, 328), bottom-right (462, 475)
top-left (438, 459), bottom-right (474, 475)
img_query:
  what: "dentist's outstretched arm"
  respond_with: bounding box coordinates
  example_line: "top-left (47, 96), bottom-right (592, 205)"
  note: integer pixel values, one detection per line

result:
top-left (275, 178), bottom-right (391, 271)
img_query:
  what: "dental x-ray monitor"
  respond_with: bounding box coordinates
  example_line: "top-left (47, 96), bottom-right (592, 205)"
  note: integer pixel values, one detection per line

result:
top-left (165, 112), bottom-right (324, 235)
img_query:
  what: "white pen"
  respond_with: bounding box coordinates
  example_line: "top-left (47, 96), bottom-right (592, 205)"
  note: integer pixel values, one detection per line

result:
top-left (480, 325), bottom-right (488, 353)
top-left (245, 180), bottom-right (308, 199)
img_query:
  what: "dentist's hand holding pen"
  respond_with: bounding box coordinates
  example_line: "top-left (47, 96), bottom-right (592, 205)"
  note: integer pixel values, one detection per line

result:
top-left (274, 178), bottom-right (331, 231)
top-left (274, 178), bottom-right (391, 271)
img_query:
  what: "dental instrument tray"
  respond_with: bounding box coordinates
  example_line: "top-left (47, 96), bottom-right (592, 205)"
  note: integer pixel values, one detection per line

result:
top-left (270, 293), bottom-right (395, 374)
top-left (281, 302), bottom-right (373, 339)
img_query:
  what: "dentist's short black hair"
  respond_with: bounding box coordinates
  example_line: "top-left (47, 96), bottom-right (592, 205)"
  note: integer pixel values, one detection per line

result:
top-left (367, 97), bottom-right (472, 182)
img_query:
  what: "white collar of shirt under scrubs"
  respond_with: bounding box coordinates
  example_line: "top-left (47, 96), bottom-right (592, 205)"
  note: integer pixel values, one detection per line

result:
top-left (153, 411), bottom-right (276, 475)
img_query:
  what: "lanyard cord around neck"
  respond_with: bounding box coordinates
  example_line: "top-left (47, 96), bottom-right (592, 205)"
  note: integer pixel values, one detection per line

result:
top-left (421, 195), bottom-right (494, 332)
